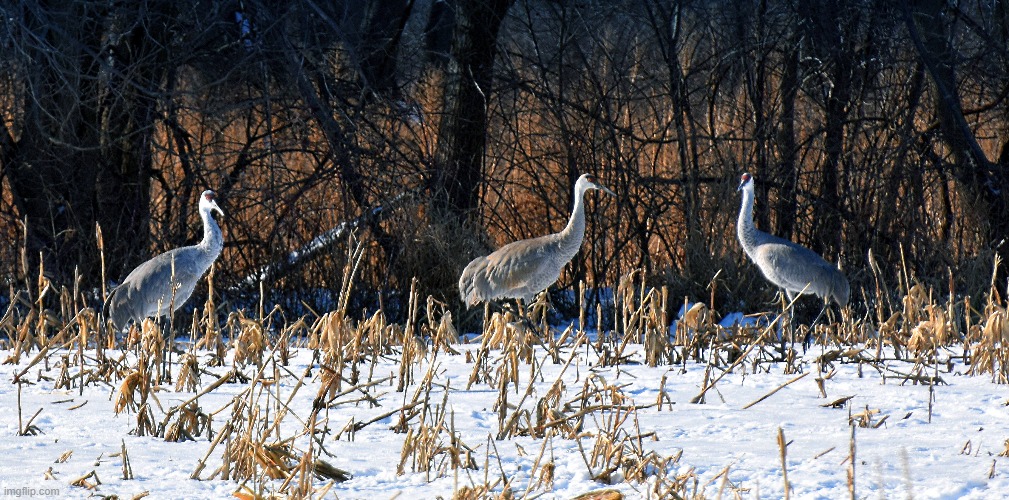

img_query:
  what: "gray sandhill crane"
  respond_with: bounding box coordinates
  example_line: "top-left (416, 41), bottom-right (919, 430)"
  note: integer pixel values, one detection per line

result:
top-left (104, 190), bottom-right (224, 331)
top-left (736, 172), bottom-right (849, 309)
top-left (459, 173), bottom-right (616, 307)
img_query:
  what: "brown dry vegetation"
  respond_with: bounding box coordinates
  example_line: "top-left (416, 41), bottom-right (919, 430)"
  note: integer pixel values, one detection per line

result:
top-left (1, 242), bottom-right (1007, 497)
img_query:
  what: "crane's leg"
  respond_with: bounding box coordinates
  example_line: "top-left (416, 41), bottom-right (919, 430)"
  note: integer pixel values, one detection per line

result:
top-left (809, 302), bottom-right (829, 328)
top-left (510, 298), bottom-right (537, 337)
top-left (482, 301), bottom-right (490, 339)
top-left (530, 290), bottom-right (553, 340)
top-left (517, 294), bottom-right (549, 341)
top-left (804, 300), bottom-right (831, 352)
top-left (160, 313), bottom-right (175, 384)
top-left (783, 290), bottom-right (797, 351)
top-left (497, 297), bottom-right (519, 317)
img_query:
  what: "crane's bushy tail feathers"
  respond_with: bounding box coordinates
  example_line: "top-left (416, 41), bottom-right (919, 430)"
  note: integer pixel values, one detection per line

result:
top-left (459, 256), bottom-right (491, 307)
top-left (101, 286), bottom-right (118, 328)
top-left (808, 261), bottom-right (850, 307)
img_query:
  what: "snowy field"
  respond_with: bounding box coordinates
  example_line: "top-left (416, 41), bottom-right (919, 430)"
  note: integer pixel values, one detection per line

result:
top-left (0, 323), bottom-right (1005, 500)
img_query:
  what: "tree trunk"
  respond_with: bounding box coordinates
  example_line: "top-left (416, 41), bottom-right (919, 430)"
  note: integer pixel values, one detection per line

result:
top-left (905, 0), bottom-right (1009, 248)
top-left (797, 1), bottom-right (854, 258)
top-left (359, 0), bottom-right (414, 99)
top-left (774, 24), bottom-right (800, 241)
top-left (432, 0), bottom-right (514, 220)
top-left (738, 0), bottom-right (772, 233)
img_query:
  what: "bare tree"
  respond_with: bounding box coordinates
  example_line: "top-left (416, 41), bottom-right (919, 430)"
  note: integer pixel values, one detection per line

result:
top-left (0, 1), bottom-right (177, 284)
top-left (432, 0), bottom-right (515, 219)
top-left (904, 0), bottom-right (1009, 250)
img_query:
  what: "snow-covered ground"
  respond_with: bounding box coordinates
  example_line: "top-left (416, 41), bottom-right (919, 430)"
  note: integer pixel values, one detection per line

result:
top-left (0, 334), bottom-right (1005, 499)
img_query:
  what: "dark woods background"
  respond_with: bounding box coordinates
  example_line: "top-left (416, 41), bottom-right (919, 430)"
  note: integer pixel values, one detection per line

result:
top-left (1, 0), bottom-right (1008, 324)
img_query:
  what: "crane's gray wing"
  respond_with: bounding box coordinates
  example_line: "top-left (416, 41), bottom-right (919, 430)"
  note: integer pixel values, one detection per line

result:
top-left (753, 242), bottom-right (848, 305)
top-left (117, 248), bottom-right (204, 316)
top-left (481, 236), bottom-right (557, 296)
top-left (459, 236), bottom-right (557, 305)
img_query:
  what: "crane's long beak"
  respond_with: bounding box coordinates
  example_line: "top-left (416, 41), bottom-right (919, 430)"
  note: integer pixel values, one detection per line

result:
top-left (211, 201), bottom-right (224, 217)
top-left (596, 183), bottom-right (617, 197)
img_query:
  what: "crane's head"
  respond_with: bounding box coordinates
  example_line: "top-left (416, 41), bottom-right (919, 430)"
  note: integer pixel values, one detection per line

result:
top-left (200, 190), bottom-right (224, 217)
top-left (578, 173), bottom-right (617, 197)
top-left (737, 172), bottom-right (753, 192)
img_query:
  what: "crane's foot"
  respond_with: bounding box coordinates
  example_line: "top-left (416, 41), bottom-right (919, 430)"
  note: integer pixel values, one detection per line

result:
top-left (507, 294), bottom-right (555, 341)
top-left (489, 299), bottom-right (543, 342)
top-left (802, 327), bottom-right (813, 353)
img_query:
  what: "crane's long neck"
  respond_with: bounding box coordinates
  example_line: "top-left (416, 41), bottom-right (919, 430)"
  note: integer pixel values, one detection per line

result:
top-left (737, 187), bottom-right (759, 258)
top-left (558, 184), bottom-right (588, 258)
top-left (198, 208), bottom-right (224, 261)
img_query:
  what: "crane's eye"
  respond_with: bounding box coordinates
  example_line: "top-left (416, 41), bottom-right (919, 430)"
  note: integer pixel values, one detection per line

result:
top-left (741, 173), bottom-right (750, 182)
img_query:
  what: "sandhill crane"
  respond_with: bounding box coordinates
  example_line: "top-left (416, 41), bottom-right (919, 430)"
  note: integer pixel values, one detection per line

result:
top-left (104, 190), bottom-right (224, 331)
top-left (736, 173), bottom-right (849, 309)
top-left (459, 173), bottom-right (616, 307)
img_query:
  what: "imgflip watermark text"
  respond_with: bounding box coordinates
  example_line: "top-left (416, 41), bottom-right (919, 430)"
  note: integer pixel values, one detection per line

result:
top-left (3, 486), bottom-right (61, 498)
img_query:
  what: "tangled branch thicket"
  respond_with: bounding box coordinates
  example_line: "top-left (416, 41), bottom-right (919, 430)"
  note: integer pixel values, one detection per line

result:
top-left (0, 1), bottom-right (1007, 320)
